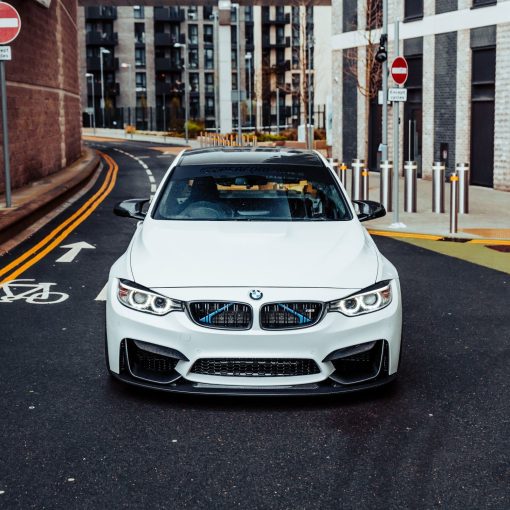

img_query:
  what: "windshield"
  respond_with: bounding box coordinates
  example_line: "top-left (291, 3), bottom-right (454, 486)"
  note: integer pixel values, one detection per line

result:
top-left (152, 164), bottom-right (352, 221)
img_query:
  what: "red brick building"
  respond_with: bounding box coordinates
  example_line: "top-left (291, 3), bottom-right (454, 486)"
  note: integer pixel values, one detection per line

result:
top-left (0, 0), bottom-right (82, 193)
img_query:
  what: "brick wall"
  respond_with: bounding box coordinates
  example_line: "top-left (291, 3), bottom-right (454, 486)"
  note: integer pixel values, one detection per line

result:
top-left (434, 31), bottom-right (457, 176)
top-left (0, 0), bottom-right (82, 193)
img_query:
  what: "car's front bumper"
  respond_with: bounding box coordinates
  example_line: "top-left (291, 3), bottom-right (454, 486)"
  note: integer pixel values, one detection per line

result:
top-left (106, 282), bottom-right (402, 395)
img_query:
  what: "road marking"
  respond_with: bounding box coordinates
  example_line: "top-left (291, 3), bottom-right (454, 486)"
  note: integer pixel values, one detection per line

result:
top-left (56, 242), bottom-right (95, 263)
top-left (368, 229), bottom-right (443, 241)
top-left (95, 283), bottom-right (108, 301)
top-left (113, 147), bottom-right (157, 198)
top-left (0, 152), bottom-right (119, 284)
top-left (0, 279), bottom-right (69, 305)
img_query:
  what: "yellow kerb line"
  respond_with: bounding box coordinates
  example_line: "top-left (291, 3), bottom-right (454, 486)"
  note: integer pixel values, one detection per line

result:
top-left (367, 229), bottom-right (442, 241)
top-left (0, 152), bottom-right (119, 284)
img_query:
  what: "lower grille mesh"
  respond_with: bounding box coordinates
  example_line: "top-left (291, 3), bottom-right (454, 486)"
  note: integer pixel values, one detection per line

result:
top-left (191, 358), bottom-right (320, 377)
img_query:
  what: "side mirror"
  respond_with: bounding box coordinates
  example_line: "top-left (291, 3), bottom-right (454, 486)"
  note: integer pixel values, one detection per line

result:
top-left (114, 199), bottom-right (150, 220)
top-left (352, 200), bottom-right (386, 222)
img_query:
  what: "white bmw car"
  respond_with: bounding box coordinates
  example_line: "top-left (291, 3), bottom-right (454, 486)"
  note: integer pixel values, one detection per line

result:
top-left (106, 148), bottom-right (402, 395)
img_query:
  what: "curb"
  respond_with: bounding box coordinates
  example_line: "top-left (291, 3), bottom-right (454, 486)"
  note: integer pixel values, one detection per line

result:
top-left (367, 228), bottom-right (510, 245)
top-left (0, 149), bottom-right (101, 244)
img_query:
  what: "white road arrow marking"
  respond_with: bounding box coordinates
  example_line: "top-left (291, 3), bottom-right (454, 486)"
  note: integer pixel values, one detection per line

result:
top-left (56, 242), bottom-right (95, 263)
top-left (95, 283), bottom-right (108, 301)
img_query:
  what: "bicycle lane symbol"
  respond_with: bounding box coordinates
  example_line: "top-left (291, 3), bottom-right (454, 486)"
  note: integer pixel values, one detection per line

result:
top-left (0, 279), bottom-right (69, 305)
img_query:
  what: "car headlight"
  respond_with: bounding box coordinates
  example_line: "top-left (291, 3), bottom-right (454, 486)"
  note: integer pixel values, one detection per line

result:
top-left (328, 280), bottom-right (392, 317)
top-left (117, 279), bottom-right (183, 316)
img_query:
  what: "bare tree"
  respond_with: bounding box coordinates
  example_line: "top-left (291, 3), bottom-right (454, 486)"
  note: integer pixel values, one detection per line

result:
top-left (343, 0), bottom-right (382, 164)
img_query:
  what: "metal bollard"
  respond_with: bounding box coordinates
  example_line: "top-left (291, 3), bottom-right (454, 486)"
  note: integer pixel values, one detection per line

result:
top-left (351, 159), bottom-right (364, 200)
top-left (380, 160), bottom-right (393, 212)
top-left (404, 161), bottom-right (418, 213)
top-left (456, 163), bottom-right (470, 214)
top-left (450, 173), bottom-right (459, 234)
top-left (361, 169), bottom-right (369, 200)
top-left (339, 162), bottom-right (348, 188)
top-left (432, 161), bottom-right (445, 213)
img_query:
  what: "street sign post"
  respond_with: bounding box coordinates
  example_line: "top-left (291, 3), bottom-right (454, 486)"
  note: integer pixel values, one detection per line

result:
top-left (0, 2), bottom-right (21, 208)
top-left (390, 22), bottom-right (406, 228)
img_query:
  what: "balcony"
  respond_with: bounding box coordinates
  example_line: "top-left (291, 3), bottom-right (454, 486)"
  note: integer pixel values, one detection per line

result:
top-left (84, 7), bottom-right (117, 20)
top-left (262, 12), bottom-right (290, 25)
top-left (262, 36), bottom-right (290, 49)
top-left (87, 82), bottom-right (119, 97)
top-left (273, 60), bottom-right (291, 72)
top-left (154, 7), bottom-right (185, 22)
top-left (86, 31), bottom-right (118, 46)
top-left (154, 33), bottom-right (183, 47)
top-left (156, 82), bottom-right (178, 95)
top-left (86, 56), bottom-right (119, 72)
top-left (155, 58), bottom-right (182, 72)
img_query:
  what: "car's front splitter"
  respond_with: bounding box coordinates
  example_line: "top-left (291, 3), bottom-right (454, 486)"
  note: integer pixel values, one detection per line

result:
top-left (110, 370), bottom-right (397, 397)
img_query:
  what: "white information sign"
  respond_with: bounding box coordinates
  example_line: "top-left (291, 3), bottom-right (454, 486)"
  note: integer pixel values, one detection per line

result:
top-left (388, 88), bottom-right (407, 102)
top-left (0, 45), bottom-right (11, 60)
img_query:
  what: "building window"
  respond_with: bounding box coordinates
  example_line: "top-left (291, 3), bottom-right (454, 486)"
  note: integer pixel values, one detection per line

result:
top-left (204, 25), bottom-right (213, 44)
top-left (205, 96), bottom-right (215, 117)
top-left (187, 6), bottom-right (198, 21)
top-left (276, 26), bottom-right (285, 45)
top-left (245, 6), bottom-right (253, 22)
top-left (135, 72), bottom-right (146, 92)
top-left (292, 6), bottom-right (300, 25)
top-left (134, 23), bottom-right (145, 44)
top-left (189, 72), bottom-right (199, 92)
top-left (404, 0), bottom-right (424, 21)
top-left (292, 48), bottom-right (300, 69)
top-left (133, 6), bottom-right (144, 19)
top-left (232, 73), bottom-right (238, 91)
top-left (188, 24), bottom-right (198, 45)
top-left (135, 47), bottom-right (146, 67)
top-left (472, 0), bottom-right (497, 6)
top-left (245, 24), bottom-right (253, 46)
top-left (231, 25), bottom-right (237, 45)
top-left (189, 49), bottom-right (199, 69)
top-left (231, 49), bottom-right (237, 68)
top-left (205, 73), bottom-right (214, 93)
top-left (203, 6), bottom-right (213, 20)
top-left (205, 48), bottom-right (214, 69)
top-left (275, 6), bottom-right (285, 22)
top-left (190, 96), bottom-right (200, 119)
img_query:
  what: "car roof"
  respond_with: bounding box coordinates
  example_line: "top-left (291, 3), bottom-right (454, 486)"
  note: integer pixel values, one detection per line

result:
top-left (178, 147), bottom-right (325, 167)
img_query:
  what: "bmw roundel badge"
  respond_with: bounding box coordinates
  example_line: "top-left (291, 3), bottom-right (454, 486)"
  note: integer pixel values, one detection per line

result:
top-left (249, 290), bottom-right (263, 300)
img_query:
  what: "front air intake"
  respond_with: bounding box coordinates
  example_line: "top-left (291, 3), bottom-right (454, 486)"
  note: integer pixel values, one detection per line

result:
top-left (260, 302), bottom-right (323, 330)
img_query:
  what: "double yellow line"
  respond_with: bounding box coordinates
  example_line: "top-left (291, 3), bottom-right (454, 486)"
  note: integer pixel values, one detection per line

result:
top-left (0, 152), bottom-right (119, 285)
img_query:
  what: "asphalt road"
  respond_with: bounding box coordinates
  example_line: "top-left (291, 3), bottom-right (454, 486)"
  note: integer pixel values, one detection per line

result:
top-left (0, 140), bottom-right (508, 509)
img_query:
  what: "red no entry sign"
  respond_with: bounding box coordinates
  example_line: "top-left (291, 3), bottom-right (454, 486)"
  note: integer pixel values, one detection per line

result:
top-left (391, 56), bottom-right (408, 86)
top-left (0, 2), bottom-right (21, 45)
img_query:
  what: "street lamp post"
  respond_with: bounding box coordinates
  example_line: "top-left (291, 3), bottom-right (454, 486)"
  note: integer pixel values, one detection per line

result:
top-left (233, 3), bottom-right (242, 145)
top-left (210, 10), bottom-right (220, 134)
top-left (120, 62), bottom-right (132, 126)
top-left (174, 42), bottom-right (189, 143)
top-left (245, 52), bottom-right (252, 130)
top-left (85, 73), bottom-right (96, 134)
top-left (307, 37), bottom-right (314, 150)
top-left (100, 47), bottom-right (111, 128)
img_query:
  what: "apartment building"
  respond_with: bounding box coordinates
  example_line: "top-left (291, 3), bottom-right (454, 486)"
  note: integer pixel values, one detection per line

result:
top-left (331, 0), bottom-right (510, 191)
top-left (79, 3), bottom-right (331, 134)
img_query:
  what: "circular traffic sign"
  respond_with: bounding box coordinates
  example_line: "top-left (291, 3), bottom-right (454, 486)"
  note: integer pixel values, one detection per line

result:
top-left (390, 56), bottom-right (408, 86)
top-left (0, 2), bottom-right (21, 45)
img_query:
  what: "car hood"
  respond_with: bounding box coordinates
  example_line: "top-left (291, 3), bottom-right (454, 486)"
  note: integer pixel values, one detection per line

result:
top-left (130, 220), bottom-right (378, 289)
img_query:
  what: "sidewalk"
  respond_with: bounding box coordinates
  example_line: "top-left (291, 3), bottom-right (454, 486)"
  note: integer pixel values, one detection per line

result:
top-left (82, 128), bottom-right (201, 149)
top-left (355, 171), bottom-right (510, 240)
top-left (0, 148), bottom-right (100, 245)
